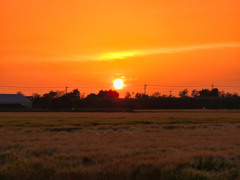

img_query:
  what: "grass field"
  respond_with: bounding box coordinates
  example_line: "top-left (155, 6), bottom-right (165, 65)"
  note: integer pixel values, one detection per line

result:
top-left (0, 110), bottom-right (239, 180)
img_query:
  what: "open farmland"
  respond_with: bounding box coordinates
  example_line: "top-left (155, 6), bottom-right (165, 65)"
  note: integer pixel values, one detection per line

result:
top-left (0, 110), bottom-right (240, 180)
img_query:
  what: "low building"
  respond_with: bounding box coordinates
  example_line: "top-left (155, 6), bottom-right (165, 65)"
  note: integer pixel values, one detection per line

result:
top-left (0, 94), bottom-right (32, 108)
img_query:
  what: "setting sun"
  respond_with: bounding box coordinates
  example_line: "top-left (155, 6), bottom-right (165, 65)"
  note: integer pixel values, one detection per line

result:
top-left (113, 79), bottom-right (124, 89)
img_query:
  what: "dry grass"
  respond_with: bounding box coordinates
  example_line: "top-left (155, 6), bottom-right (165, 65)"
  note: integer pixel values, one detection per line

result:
top-left (0, 110), bottom-right (239, 179)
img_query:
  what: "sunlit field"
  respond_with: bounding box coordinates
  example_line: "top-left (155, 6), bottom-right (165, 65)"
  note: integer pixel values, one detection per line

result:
top-left (0, 110), bottom-right (240, 180)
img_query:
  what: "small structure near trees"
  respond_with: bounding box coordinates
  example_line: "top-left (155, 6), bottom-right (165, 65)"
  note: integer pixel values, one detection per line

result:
top-left (0, 94), bottom-right (32, 108)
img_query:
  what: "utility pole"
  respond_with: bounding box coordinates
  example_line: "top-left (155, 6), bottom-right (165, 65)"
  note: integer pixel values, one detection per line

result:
top-left (65, 86), bottom-right (69, 94)
top-left (169, 90), bottom-right (172, 97)
top-left (144, 84), bottom-right (148, 94)
top-left (211, 83), bottom-right (215, 90)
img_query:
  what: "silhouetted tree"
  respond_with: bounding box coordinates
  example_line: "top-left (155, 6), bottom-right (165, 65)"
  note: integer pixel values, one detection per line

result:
top-left (86, 93), bottom-right (98, 99)
top-left (152, 91), bottom-right (161, 98)
top-left (198, 89), bottom-right (210, 97)
top-left (71, 89), bottom-right (80, 98)
top-left (98, 90), bottom-right (119, 99)
top-left (30, 87), bottom-right (240, 110)
top-left (161, 94), bottom-right (168, 98)
top-left (179, 89), bottom-right (189, 98)
top-left (191, 89), bottom-right (199, 97)
top-left (220, 91), bottom-right (225, 97)
top-left (211, 88), bottom-right (220, 97)
top-left (17, 91), bottom-right (24, 95)
top-left (43, 91), bottom-right (58, 99)
top-left (135, 93), bottom-right (149, 98)
top-left (32, 93), bottom-right (41, 108)
top-left (57, 89), bottom-right (81, 109)
top-left (232, 93), bottom-right (239, 98)
top-left (198, 88), bottom-right (220, 97)
top-left (32, 93), bottom-right (40, 98)
top-left (125, 92), bottom-right (131, 99)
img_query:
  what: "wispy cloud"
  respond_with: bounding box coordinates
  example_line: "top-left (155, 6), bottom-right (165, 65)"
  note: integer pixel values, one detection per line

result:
top-left (93, 43), bottom-right (240, 61)
top-left (2, 42), bottom-right (239, 62)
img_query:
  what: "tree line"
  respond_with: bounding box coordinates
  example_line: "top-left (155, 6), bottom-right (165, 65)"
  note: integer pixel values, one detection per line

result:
top-left (31, 88), bottom-right (240, 110)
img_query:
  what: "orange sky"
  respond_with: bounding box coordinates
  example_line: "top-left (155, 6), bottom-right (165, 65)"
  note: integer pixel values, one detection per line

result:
top-left (0, 0), bottom-right (240, 96)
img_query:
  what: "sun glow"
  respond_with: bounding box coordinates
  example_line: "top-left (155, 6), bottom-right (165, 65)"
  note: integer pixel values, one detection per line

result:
top-left (93, 43), bottom-right (240, 61)
top-left (113, 79), bottom-right (124, 89)
top-left (97, 51), bottom-right (142, 61)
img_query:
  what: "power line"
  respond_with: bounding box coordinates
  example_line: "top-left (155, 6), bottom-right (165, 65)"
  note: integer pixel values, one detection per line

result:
top-left (125, 85), bottom-right (143, 87)
top-left (150, 85), bottom-right (203, 87)
top-left (0, 85), bottom-right (64, 89)
top-left (148, 85), bottom-right (240, 88)
top-left (0, 84), bottom-right (240, 90)
top-left (0, 85), bottom-right (111, 89)
top-left (214, 86), bottom-right (240, 88)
